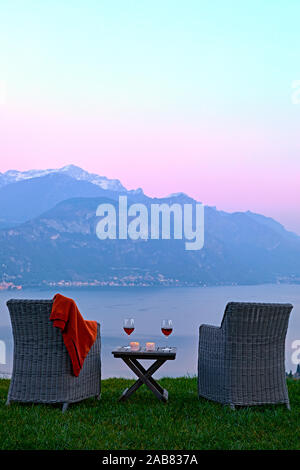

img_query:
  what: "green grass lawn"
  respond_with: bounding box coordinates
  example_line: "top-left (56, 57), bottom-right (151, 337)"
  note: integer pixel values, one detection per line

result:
top-left (0, 377), bottom-right (299, 450)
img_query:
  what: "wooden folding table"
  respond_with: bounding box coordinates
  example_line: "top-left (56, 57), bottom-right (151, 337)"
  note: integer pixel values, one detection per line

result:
top-left (112, 347), bottom-right (177, 403)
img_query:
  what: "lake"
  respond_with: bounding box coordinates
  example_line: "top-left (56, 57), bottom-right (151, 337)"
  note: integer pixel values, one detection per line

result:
top-left (0, 284), bottom-right (299, 378)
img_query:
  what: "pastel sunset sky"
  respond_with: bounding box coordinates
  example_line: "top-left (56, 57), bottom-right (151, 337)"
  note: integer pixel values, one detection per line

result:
top-left (0, 1), bottom-right (299, 233)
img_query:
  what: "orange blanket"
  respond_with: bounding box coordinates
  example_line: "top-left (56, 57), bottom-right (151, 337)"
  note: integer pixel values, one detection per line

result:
top-left (50, 293), bottom-right (98, 377)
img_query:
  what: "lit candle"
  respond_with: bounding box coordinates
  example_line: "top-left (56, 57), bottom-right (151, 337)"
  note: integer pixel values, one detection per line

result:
top-left (130, 341), bottom-right (140, 351)
top-left (146, 342), bottom-right (155, 351)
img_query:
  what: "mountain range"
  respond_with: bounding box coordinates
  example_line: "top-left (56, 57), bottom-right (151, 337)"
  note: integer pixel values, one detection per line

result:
top-left (0, 165), bottom-right (299, 288)
top-left (0, 164), bottom-right (126, 191)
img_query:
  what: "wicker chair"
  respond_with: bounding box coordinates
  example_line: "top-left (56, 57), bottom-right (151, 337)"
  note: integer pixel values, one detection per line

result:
top-left (6, 299), bottom-right (101, 412)
top-left (198, 302), bottom-right (293, 409)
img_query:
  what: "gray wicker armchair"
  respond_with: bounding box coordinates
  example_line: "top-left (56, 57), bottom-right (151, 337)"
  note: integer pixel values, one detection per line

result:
top-left (198, 302), bottom-right (293, 409)
top-left (6, 299), bottom-right (101, 412)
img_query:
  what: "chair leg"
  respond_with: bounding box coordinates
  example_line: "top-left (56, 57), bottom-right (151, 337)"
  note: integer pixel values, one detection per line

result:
top-left (62, 403), bottom-right (69, 413)
top-left (229, 403), bottom-right (235, 410)
top-left (286, 402), bottom-right (291, 411)
top-left (96, 393), bottom-right (101, 401)
top-left (5, 398), bottom-right (10, 406)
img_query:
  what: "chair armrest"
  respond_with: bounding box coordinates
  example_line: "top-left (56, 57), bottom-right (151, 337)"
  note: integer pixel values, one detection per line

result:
top-left (198, 324), bottom-right (227, 402)
top-left (199, 324), bottom-right (224, 357)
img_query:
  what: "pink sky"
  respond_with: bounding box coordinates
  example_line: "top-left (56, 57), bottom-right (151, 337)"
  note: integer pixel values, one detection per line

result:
top-left (0, 0), bottom-right (299, 234)
top-left (0, 105), bottom-right (299, 234)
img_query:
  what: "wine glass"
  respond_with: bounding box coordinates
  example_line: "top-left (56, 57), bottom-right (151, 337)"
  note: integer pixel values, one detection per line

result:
top-left (123, 318), bottom-right (135, 337)
top-left (161, 319), bottom-right (173, 351)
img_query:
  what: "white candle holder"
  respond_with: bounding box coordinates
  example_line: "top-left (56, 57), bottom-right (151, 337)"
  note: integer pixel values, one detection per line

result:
top-left (130, 341), bottom-right (140, 351)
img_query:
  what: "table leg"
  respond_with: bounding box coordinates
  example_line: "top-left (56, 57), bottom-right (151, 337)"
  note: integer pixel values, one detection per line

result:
top-left (119, 358), bottom-right (168, 402)
top-left (131, 358), bottom-right (165, 395)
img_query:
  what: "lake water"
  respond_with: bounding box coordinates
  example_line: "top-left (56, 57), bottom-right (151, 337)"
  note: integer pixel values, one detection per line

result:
top-left (0, 284), bottom-right (299, 379)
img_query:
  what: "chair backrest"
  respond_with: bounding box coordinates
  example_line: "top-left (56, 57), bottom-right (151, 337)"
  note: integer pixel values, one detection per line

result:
top-left (221, 302), bottom-right (293, 343)
top-left (7, 299), bottom-right (59, 347)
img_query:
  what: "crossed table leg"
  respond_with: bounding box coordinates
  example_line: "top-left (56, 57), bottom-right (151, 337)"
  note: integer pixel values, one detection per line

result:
top-left (119, 357), bottom-right (169, 402)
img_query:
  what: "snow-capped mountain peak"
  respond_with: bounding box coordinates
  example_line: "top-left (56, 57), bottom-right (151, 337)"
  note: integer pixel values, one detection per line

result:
top-left (0, 165), bottom-right (127, 192)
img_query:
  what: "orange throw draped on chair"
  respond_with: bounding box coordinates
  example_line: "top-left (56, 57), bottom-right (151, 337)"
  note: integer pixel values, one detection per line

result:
top-left (50, 293), bottom-right (98, 377)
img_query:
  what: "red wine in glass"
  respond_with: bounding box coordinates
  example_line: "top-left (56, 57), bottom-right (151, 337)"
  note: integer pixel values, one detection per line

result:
top-left (161, 327), bottom-right (173, 336)
top-left (124, 318), bottom-right (134, 336)
top-left (124, 327), bottom-right (134, 335)
top-left (161, 319), bottom-right (173, 350)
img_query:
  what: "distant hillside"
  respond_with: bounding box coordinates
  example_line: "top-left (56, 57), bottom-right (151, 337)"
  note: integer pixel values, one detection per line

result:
top-left (0, 194), bottom-right (299, 287)
top-left (0, 166), bottom-right (149, 227)
top-left (0, 173), bottom-right (127, 226)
